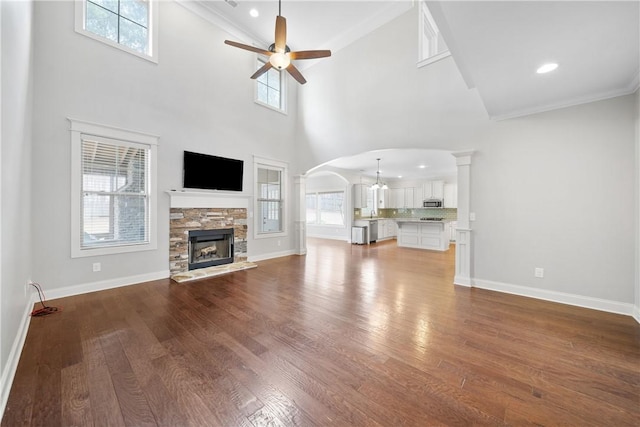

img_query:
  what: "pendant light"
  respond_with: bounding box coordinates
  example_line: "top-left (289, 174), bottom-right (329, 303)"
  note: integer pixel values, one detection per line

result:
top-left (371, 158), bottom-right (388, 190)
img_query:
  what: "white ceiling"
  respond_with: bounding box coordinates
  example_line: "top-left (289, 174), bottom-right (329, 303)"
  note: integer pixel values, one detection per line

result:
top-left (184, 0), bottom-right (639, 176)
top-left (428, 1), bottom-right (639, 120)
top-left (323, 149), bottom-right (457, 181)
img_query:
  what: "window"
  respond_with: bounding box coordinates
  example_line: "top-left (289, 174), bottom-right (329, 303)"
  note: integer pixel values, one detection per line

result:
top-left (254, 157), bottom-right (287, 237)
top-left (70, 119), bottom-right (158, 257)
top-left (306, 192), bottom-right (345, 226)
top-left (418, 2), bottom-right (450, 67)
top-left (75, 0), bottom-right (158, 63)
top-left (255, 58), bottom-right (286, 113)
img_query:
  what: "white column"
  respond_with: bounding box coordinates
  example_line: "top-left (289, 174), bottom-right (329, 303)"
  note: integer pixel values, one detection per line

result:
top-left (452, 151), bottom-right (474, 287)
top-left (293, 175), bottom-right (307, 255)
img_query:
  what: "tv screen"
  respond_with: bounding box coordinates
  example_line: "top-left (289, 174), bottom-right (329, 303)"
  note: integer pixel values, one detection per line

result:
top-left (183, 151), bottom-right (244, 192)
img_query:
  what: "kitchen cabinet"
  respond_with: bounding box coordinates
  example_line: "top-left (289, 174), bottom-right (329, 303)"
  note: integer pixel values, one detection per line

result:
top-left (378, 219), bottom-right (397, 240)
top-left (443, 183), bottom-right (457, 208)
top-left (377, 188), bottom-right (388, 209)
top-left (388, 187), bottom-right (423, 209)
top-left (396, 220), bottom-right (449, 251)
top-left (423, 180), bottom-right (444, 200)
top-left (389, 188), bottom-right (404, 208)
top-left (353, 184), bottom-right (372, 209)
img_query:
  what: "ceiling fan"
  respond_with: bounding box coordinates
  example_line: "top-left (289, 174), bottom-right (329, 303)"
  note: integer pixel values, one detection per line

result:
top-left (224, 0), bottom-right (331, 85)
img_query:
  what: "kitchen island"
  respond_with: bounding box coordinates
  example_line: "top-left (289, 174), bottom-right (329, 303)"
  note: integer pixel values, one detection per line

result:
top-left (395, 219), bottom-right (450, 251)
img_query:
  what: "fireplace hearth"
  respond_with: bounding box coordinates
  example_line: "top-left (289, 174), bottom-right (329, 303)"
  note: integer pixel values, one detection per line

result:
top-left (188, 228), bottom-right (234, 270)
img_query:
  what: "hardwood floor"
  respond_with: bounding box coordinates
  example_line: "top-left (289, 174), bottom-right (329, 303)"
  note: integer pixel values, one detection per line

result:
top-left (3, 238), bottom-right (639, 426)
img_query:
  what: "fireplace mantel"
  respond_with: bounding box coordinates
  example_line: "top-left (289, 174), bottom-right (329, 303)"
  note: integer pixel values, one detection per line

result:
top-left (166, 190), bottom-right (252, 209)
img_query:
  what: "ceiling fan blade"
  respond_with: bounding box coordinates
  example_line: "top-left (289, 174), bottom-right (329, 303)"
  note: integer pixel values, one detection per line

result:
top-left (275, 15), bottom-right (287, 53)
top-left (286, 63), bottom-right (307, 85)
top-left (251, 61), bottom-right (273, 80)
top-left (289, 50), bottom-right (332, 60)
top-left (224, 40), bottom-right (271, 56)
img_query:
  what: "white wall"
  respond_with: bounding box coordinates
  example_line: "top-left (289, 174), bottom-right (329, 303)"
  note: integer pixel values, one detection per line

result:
top-left (1, 0), bottom-right (34, 409)
top-left (296, 7), bottom-right (637, 308)
top-left (30, 1), bottom-right (299, 292)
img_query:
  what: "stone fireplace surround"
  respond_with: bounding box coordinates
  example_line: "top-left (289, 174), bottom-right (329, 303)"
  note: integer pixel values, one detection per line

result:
top-left (168, 191), bottom-right (249, 276)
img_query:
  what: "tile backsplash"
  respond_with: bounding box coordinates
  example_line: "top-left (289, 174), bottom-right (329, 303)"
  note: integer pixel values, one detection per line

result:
top-left (354, 208), bottom-right (457, 221)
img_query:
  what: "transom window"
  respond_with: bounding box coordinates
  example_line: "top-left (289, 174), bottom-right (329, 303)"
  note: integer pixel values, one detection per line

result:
top-left (418, 1), bottom-right (450, 67)
top-left (75, 0), bottom-right (158, 62)
top-left (255, 58), bottom-right (286, 113)
top-left (306, 192), bottom-right (345, 226)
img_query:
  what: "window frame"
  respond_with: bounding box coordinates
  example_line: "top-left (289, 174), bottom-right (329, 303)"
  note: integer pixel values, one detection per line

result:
top-left (254, 156), bottom-right (288, 239)
top-left (74, 0), bottom-right (159, 63)
top-left (254, 57), bottom-right (287, 114)
top-left (69, 118), bottom-right (159, 258)
top-left (306, 191), bottom-right (346, 227)
top-left (417, 1), bottom-right (451, 68)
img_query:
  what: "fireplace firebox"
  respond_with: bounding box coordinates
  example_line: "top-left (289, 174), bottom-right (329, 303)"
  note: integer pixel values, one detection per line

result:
top-left (188, 228), bottom-right (234, 270)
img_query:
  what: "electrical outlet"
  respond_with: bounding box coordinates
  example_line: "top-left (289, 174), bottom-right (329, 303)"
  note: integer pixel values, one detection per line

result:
top-left (277, 239), bottom-right (281, 247)
top-left (534, 267), bottom-right (544, 278)
top-left (470, 212), bottom-right (476, 221)
top-left (93, 262), bottom-right (101, 272)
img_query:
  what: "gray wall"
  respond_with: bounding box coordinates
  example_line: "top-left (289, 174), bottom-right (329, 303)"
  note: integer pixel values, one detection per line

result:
top-left (30, 1), bottom-right (299, 291)
top-left (1, 0), bottom-right (34, 399)
top-left (297, 8), bottom-right (637, 304)
top-left (636, 88), bottom-right (639, 317)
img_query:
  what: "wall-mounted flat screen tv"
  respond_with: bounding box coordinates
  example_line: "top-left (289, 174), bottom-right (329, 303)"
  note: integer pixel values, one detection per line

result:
top-left (183, 151), bottom-right (244, 192)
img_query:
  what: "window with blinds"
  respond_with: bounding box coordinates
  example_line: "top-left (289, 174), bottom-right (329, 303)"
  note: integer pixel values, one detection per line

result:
top-left (254, 156), bottom-right (287, 238)
top-left (81, 137), bottom-right (149, 248)
top-left (69, 118), bottom-right (158, 258)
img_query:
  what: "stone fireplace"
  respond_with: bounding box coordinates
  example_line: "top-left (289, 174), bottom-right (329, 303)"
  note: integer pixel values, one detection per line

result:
top-left (168, 193), bottom-right (249, 275)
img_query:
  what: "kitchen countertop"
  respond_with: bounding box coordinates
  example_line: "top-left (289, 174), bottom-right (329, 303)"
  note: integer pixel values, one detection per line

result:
top-left (355, 218), bottom-right (451, 223)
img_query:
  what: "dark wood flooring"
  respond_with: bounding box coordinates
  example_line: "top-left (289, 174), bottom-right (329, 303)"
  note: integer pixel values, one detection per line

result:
top-left (2, 238), bottom-right (639, 426)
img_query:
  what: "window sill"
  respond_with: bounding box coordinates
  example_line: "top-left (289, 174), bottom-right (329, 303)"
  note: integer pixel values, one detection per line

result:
top-left (72, 241), bottom-right (157, 258)
top-left (417, 51), bottom-right (451, 68)
top-left (254, 99), bottom-right (288, 115)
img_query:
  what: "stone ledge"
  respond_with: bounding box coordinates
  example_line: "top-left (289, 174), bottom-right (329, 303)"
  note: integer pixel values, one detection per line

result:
top-left (170, 261), bottom-right (257, 283)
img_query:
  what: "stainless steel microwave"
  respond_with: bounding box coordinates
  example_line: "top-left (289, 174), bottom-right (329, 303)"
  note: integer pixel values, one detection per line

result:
top-left (423, 199), bottom-right (444, 208)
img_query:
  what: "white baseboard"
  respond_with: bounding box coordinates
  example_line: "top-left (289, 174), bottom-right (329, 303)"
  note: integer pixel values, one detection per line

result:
top-left (45, 270), bottom-right (170, 301)
top-left (454, 275), bottom-right (472, 287)
top-left (306, 234), bottom-right (347, 241)
top-left (632, 305), bottom-right (640, 324)
top-left (1, 295), bottom-right (35, 418)
top-left (472, 278), bottom-right (636, 318)
top-left (248, 249), bottom-right (296, 262)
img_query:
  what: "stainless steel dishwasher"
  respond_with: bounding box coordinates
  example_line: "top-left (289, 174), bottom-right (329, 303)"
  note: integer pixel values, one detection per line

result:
top-left (368, 220), bottom-right (378, 243)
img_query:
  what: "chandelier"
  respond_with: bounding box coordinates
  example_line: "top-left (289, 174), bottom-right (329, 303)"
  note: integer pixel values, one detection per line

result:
top-left (370, 158), bottom-right (388, 190)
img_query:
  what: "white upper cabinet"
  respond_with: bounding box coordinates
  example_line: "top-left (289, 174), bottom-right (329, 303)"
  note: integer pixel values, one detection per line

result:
top-left (423, 180), bottom-right (444, 199)
top-left (353, 184), bottom-right (370, 209)
top-left (377, 188), bottom-right (388, 209)
top-left (444, 183), bottom-right (458, 208)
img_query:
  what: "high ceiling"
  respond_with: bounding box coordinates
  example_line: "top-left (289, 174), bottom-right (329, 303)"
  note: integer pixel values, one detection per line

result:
top-left (184, 0), bottom-right (639, 175)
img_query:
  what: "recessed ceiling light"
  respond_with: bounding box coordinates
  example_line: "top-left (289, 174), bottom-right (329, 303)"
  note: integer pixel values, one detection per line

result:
top-left (249, 8), bottom-right (259, 17)
top-left (536, 63), bottom-right (558, 74)
top-left (397, 175), bottom-right (403, 179)
top-left (419, 165), bottom-right (426, 169)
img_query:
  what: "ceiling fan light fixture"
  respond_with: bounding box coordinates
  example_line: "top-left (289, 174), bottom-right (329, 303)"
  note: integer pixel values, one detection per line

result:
top-left (269, 52), bottom-right (290, 70)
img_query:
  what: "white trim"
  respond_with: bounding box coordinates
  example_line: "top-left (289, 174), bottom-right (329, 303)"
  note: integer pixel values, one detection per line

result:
top-left (74, 0), bottom-right (159, 64)
top-left (490, 85), bottom-right (640, 121)
top-left (69, 118), bottom-right (159, 258)
top-left (166, 190), bottom-right (251, 209)
top-left (633, 306), bottom-right (640, 324)
top-left (472, 278), bottom-right (637, 318)
top-left (0, 296), bottom-right (35, 419)
top-left (248, 249), bottom-right (296, 263)
top-left (44, 270), bottom-right (169, 301)
top-left (417, 51), bottom-right (451, 68)
top-left (254, 156), bottom-right (288, 239)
